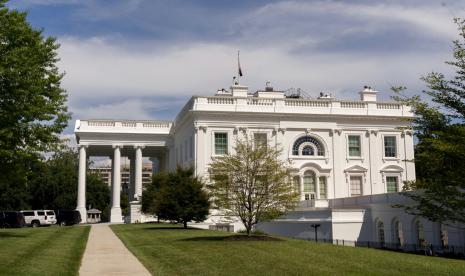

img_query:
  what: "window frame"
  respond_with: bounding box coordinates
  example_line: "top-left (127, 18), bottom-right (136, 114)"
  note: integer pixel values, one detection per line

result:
top-left (347, 134), bottom-right (362, 158)
top-left (382, 134), bottom-right (398, 159)
top-left (212, 130), bottom-right (231, 157)
top-left (345, 132), bottom-right (364, 160)
top-left (349, 175), bottom-right (363, 197)
top-left (385, 175), bottom-right (399, 193)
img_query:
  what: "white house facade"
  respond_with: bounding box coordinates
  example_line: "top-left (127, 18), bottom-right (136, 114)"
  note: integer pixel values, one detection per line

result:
top-left (74, 82), bottom-right (465, 250)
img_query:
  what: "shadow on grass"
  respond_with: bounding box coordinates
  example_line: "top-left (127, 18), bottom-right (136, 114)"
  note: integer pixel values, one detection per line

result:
top-left (180, 235), bottom-right (283, 242)
top-left (144, 226), bottom-right (203, 231)
top-left (0, 231), bottom-right (27, 238)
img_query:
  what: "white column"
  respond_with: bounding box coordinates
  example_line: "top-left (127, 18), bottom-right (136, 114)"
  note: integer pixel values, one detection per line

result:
top-left (110, 145), bottom-right (123, 223)
top-left (134, 145), bottom-right (143, 200)
top-left (76, 145), bottom-right (87, 223)
top-left (129, 154), bottom-right (135, 201)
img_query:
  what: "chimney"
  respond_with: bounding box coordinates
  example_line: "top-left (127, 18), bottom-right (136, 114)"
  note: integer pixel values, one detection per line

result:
top-left (231, 84), bottom-right (248, 97)
top-left (359, 85), bottom-right (378, 102)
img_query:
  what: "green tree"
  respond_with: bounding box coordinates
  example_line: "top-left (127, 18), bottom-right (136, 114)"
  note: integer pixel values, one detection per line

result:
top-left (28, 149), bottom-right (110, 220)
top-left (209, 138), bottom-right (299, 236)
top-left (0, 1), bottom-right (70, 210)
top-left (142, 167), bottom-right (210, 228)
top-left (394, 18), bottom-right (465, 225)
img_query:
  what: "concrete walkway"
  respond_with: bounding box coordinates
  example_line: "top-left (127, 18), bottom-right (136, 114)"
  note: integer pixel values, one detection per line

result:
top-left (79, 224), bottom-right (151, 276)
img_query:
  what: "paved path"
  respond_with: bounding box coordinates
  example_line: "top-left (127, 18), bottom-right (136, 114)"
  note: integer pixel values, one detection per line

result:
top-left (79, 224), bottom-right (151, 276)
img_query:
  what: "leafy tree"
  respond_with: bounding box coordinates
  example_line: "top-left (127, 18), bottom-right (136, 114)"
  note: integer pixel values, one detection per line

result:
top-left (0, 1), bottom-right (70, 210)
top-left (142, 167), bottom-right (210, 228)
top-left (394, 18), bottom-right (465, 225)
top-left (209, 138), bottom-right (299, 236)
top-left (28, 149), bottom-right (110, 220)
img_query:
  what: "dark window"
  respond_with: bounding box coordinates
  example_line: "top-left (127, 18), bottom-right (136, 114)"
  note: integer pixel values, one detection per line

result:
top-left (292, 136), bottom-right (324, 156)
top-left (37, 211), bottom-right (45, 216)
top-left (214, 133), bottom-right (228, 155)
top-left (302, 145), bottom-right (314, 156)
top-left (22, 211), bottom-right (34, 216)
top-left (384, 136), bottom-right (397, 157)
top-left (348, 135), bottom-right (361, 157)
top-left (46, 211), bottom-right (54, 215)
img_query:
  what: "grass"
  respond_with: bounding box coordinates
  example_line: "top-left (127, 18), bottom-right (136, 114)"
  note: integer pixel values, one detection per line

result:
top-left (111, 223), bottom-right (465, 276)
top-left (0, 226), bottom-right (90, 276)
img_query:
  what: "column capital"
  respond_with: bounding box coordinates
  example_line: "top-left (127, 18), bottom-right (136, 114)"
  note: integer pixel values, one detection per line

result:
top-left (112, 144), bottom-right (123, 149)
top-left (133, 144), bottom-right (146, 149)
top-left (78, 144), bottom-right (88, 149)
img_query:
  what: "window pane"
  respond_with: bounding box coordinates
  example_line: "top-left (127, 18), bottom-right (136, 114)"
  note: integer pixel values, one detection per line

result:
top-left (303, 173), bottom-right (316, 193)
top-left (348, 135), bottom-right (361, 157)
top-left (386, 176), bottom-right (398, 193)
top-left (350, 176), bottom-right (362, 196)
top-left (214, 133), bottom-right (228, 155)
top-left (254, 133), bottom-right (267, 148)
top-left (302, 145), bottom-right (314, 156)
top-left (384, 136), bottom-right (397, 157)
top-left (319, 176), bottom-right (327, 199)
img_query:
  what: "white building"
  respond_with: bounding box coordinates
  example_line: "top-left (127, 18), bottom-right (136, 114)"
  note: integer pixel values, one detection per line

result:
top-left (74, 82), bottom-right (464, 251)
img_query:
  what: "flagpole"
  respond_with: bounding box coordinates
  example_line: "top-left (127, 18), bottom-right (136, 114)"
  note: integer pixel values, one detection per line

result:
top-left (237, 50), bottom-right (243, 85)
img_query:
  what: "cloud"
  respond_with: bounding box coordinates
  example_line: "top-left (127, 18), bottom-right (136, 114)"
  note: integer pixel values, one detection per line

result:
top-left (28, 0), bottom-right (455, 133)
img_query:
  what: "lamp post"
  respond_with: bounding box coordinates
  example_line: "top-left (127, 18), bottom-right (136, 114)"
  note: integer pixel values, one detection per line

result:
top-left (311, 223), bottom-right (321, 242)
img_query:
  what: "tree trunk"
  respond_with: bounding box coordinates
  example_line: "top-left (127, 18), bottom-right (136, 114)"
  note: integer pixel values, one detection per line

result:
top-left (183, 221), bottom-right (187, 229)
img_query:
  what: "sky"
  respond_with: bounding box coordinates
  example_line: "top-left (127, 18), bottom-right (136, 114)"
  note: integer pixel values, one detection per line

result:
top-left (6, 0), bottom-right (465, 135)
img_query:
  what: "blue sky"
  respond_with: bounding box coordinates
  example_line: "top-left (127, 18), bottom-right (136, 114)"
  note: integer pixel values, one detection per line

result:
top-left (7, 0), bottom-right (465, 134)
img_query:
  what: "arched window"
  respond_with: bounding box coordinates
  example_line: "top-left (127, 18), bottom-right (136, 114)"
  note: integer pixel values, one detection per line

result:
top-left (392, 219), bottom-right (403, 248)
top-left (302, 145), bottom-right (314, 156)
top-left (292, 136), bottom-right (325, 156)
top-left (303, 171), bottom-right (316, 193)
top-left (414, 219), bottom-right (425, 247)
top-left (377, 220), bottom-right (385, 247)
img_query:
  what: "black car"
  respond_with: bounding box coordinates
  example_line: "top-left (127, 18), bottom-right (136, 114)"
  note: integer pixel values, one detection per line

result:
top-left (0, 211), bottom-right (26, 228)
top-left (55, 210), bottom-right (81, 226)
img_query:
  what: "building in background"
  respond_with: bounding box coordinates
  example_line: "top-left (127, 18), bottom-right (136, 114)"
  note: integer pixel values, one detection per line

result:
top-left (89, 163), bottom-right (153, 193)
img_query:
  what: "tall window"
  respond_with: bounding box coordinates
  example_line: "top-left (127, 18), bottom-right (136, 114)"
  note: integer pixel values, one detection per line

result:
top-left (303, 171), bottom-right (316, 193)
top-left (386, 176), bottom-right (398, 193)
top-left (293, 176), bottom-right (300, 195)
top-left (348, 135), bottom-right (361, 157)
top-left (415, 220), bottom-right (425, 247)
top-left (254, 133), bottom-right (267, 148)
top-left (393, 219), bottom-right (403, 247)
top-left (319, 176), bottom-right (327, 199)
top-left (377, 221), bottom-right (385, 247)
top-left (214, 132), bottom-right (228, 155)
top-left (384, 136), bottom-right (397, 157)
top-left (350, 176), bottom-right (362, 196)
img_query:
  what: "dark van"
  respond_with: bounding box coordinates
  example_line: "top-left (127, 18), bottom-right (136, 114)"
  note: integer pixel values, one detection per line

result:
top-left (0, 211), bottom-right (26, 228)
top-left (55, 210), bottom-right (81, 226)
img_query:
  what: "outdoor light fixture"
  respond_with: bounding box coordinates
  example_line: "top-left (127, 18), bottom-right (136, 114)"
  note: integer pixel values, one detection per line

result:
top-left (311, 223), bottom-right (321, 242)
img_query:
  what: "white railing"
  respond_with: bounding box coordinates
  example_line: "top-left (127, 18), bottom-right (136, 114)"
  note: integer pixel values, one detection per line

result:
top-left (377, 103), bottom-right (401, 109)
top-left (207, 97), bottom-right (235, 105)
top-left (122, 121), bottom-right (136, 127)
top-left (247, 98), bottom-right (273, 106)
top-left (285, 99), bottom-right (330, 107)
top-left (141, 121), bottom-right (171, 128)
top-left (88, 120), bottom-right (115, 127)
top-left (340, 101), bottom-right (366, 108)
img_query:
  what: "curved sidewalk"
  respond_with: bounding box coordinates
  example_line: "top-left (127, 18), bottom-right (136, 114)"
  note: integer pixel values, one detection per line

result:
top-left (79, 224), bottom-right (151, 276)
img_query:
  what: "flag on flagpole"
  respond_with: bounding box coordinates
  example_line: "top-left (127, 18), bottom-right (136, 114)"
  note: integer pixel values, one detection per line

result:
top-left (238, 50), bottom-right (243, 77)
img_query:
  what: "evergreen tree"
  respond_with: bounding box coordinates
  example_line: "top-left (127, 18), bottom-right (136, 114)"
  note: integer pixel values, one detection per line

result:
top-left (0, 1), bottom-right (70, 210)
top-left (394, 18), bottom-right (465, 225)
top-left (142, 167), bottom-right (210, 228)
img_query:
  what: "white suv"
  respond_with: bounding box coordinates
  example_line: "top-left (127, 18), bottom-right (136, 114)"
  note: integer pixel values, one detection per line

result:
top-left (21, 210), bottom-right (57, 227)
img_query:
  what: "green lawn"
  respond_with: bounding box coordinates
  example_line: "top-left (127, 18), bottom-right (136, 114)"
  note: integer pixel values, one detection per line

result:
top-left (112, 223), bottom-right (465, 276)
top-left (0, 226), bottom-right (90, 276)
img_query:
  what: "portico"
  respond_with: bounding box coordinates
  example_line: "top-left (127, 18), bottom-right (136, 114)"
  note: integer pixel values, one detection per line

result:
top-left (75, 119), bottom-right (172, 223)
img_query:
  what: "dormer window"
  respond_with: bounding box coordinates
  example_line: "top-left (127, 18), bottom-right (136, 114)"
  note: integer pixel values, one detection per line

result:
top-left (292, 136), bottom-right (324, 156)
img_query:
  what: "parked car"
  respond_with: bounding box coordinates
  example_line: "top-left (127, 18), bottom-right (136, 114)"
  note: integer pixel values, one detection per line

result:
top-left (55, 210), bottom-right (81, 226)
top-left (21, 210), bottom-right (57, 227)
top-left (0, 211), bottom-right (26, 228)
